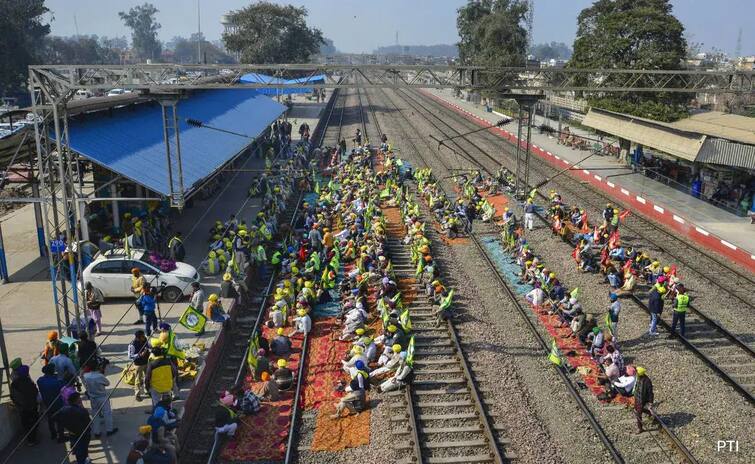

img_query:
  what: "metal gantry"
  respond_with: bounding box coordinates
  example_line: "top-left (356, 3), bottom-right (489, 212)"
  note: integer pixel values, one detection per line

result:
top-left (28, 64), bottom-right (755, 93)
top-left (18, 63), bottom-right (755, 339)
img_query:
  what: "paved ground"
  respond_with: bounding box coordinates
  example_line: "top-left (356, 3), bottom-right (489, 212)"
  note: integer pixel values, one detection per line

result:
top-left (427, 88), bottom-right (755, 255)
top-left (0, 101), bottom-right (324, 463)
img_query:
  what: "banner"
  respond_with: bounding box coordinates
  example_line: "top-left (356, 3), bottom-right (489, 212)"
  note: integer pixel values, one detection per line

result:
top-left (178, 305), bottom-right (207, 334)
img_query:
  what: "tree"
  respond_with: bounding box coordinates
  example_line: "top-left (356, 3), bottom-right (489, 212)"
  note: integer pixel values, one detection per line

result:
top-left (222, 2), bottom-right (324, 64)
top-left (456, 0), bottom-right (528, 96)
top-left (569, 0), bottom-right (688, 121)
top-left (319, 38), bottom-right (337, 56)
top-left (529, 42), bottom-right (572, 61)
top-left (0, 0), bottom-right (50, 97)
top-left (119, 3), bottom-right (162, 61)
top-left (40, 35), bottom-right (120, 65)
top-left (171, 36), bottom-right (236, 64)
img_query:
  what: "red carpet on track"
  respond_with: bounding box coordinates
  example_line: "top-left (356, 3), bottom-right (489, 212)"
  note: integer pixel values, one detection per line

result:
top-left (219, 318), bottom-right (305, 462)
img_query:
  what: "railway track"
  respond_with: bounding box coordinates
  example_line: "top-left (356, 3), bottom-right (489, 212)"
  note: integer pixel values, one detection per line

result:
top-left (356, 84), bottom-right (510, 464)
top-left (371, 86), bottom-right (700, 463)
top-left (391, 87), bottom-right (755, 405)
top-left (415, 91), bottom-right (755, 310)
top-left (179, 88), bottom-right (347, 464)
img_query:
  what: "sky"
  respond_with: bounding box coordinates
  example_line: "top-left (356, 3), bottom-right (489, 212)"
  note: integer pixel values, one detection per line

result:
top-left (43, 0), bottom-right (754, 56)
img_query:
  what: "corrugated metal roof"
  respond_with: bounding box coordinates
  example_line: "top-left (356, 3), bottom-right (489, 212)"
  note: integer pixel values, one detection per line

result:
top-left (64, 89), bottom-right (285, 197)
top-left (671, 111), bottom-right (755, 145)
top-left (239, 73), bottom-right (325, 95)
top-left (582, 108), bottom-right (705, 162)
top-left (697, 138), bottom-right (755, 170)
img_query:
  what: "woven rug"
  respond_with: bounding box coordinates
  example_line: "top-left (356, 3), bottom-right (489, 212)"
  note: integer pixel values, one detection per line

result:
top-left (310, 401), bottom-right (371, 451)
top-left (219, 400), bottom-right (293, 461)
top-left (302, 317), bottom-right (351, 410)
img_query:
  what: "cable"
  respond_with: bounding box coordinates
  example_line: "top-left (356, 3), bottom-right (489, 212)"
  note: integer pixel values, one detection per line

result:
top-left (58, 137), bottom-right (309, 464)
top-left (2, 134), bottom-right (294, 464)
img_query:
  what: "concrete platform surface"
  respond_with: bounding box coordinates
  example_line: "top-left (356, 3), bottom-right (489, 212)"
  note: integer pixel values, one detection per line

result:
top-left (0, 130), bottom-right (295, 462)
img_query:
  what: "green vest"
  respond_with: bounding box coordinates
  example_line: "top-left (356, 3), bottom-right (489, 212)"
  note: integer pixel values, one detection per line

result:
top-left (675, 294), bottom-right (689, 312)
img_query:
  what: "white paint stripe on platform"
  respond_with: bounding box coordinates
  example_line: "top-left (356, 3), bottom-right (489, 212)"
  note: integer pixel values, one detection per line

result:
top-left (720, 240), bottom-right (737, 250)
top-left (636, 196), bottom-right (646, 204)
top-left (695, 227), bottom-right (710, 236)
top-left (620, 188), bottom-right (630, 195)
top-left (607, 181), bottom-right (615, 188)
top-left (653, 205), bottom-right (665, 213)
top-left (554, 155), bottom-right (561, 160)
top-left (673, 215), bottom-right (685, 224)
top-left (751, 255), bottom-right (755, 261)
top-left (583, 169), bottom-right (590, 174)
top-left (594, 175), bottom-right (602, 181)
top-left (546, 151), bottom-right (553, 156)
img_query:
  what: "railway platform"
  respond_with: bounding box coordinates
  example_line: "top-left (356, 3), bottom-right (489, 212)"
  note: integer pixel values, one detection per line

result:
top-left (424, 88), bottom-right (755, 265)
top-left (0, 103), bottom-right (325, 463)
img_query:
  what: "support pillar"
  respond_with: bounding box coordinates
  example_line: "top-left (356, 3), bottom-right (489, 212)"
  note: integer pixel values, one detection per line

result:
top-left (111, 184), bottom-right (121, 231)
top-left (0, 222), bottom-right (9, 283)
top-left (32, 182), bottom-right (46, 257)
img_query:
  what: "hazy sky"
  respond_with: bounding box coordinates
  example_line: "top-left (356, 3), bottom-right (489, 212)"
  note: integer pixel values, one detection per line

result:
top-left (44, 0), bottom-right (753, 55)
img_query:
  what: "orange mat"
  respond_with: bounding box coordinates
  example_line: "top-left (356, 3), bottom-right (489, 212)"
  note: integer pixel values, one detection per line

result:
top-left (310, 401), bottom-right (371, 451)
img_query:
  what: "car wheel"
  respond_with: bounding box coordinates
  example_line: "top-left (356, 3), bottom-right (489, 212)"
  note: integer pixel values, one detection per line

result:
top-left (162, 286), bottom-right (183, 303)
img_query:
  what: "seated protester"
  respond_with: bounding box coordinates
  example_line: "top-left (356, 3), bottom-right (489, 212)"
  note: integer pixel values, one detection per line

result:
top-left (354, 328), bottom-right (378, 363)
top-left (372, 344), bottom-right (403, 377)
top-left (617, 270), bottom-right (637, 295)
top-left (606, 267), bottom-right (622, 289)
top-left (237, 387), bottom-right (262, 415)
top-left (253, 349), bottom-right (271, 381)
top-left (330, 387), bottom-right (365, 419)
top-left (569, 310), bottom-right (586, 336)
top-left (341, 345), bottom-right (367, 376)
top-left (586, 327), bottom-right (603, 354)
top-left (214, 404), bottom-right (239, 438)
top-left (576, 314), bottom-right (597, 343)
top-left (291, 309), bottom-right (311, 336)
top-left (273, 358), bottom-right (294, 391)
top-left (525, 282), bottom-right (545, 306)
top-left (254, 371), bottom-right (280, 402)
top-left (343, 360), bottom-right (370, 393)
top-left (220, 273), bottom-right (239, 300)
top-left (558, 298), bottom-right (583, 325)
top-left (270, 328), bottom-right (292, 356)
top-left (378, 351), bottom-right (413, 393)
top-left (601, 344), bottom-right (625, 375)
top-left (270, 302), bottom-right (286, 328)
top-left (127, 425), bottom-right (175, 464)
top-left (612, 366), bottom-right (637, 397)
top-left (549, 279), bottom-right (565, 302)
top-left (205, 294), bottom-right (229, 323)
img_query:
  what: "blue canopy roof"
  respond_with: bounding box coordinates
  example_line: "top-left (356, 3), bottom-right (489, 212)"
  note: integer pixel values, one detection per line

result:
top-left (64, 89), bottom-right (285, 197)
top-left (239, 73), bottom-right (325, 95)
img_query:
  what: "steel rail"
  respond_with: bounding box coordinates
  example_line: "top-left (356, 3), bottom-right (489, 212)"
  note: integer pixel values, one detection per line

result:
top-left (364, 82), bottom-right (506, 464)
top-left (378, 86), bottom-right (697, 464)
top-left (203, 88), bottom-right (344, 464)
top-left (397, 88), bottom-right (755, 404)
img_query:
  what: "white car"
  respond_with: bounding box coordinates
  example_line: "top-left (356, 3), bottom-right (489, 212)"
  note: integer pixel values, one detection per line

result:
top-left (82, 248), bottom-right (200, 302)
top-left (106, 88), bottom-right (132, 97)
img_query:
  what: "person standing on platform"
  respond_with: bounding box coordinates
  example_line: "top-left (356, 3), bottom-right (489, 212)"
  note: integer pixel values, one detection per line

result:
top-left (55, 392), bottom-right (92, 464)
top-left (37, 364), bottom-right (65, 441)
top-left (85, 282), bottom-right (105, 336)
top-left (128, 330), bottom-right (150, 401)
top-left (10, 365), bottom-right (39, 446)
top-left (168, 231), bottom-right (185, 262)
top-left (82, 359), bottom-right (118, 439)
top-left (131, 268), bottom-right (146, 324)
